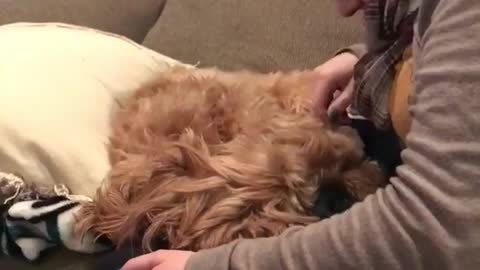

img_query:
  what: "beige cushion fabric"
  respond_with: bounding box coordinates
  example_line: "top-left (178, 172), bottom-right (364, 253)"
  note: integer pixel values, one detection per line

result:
top-left (0, 23), bottom-right (187, 196)
top-left (143, 0), bottom-right (363, 72)
top-left (0, 0), bottom-right (166, 42)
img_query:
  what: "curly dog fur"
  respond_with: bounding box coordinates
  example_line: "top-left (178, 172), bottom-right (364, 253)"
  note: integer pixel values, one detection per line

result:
top-left (76, 68), bottom-right (385, 251)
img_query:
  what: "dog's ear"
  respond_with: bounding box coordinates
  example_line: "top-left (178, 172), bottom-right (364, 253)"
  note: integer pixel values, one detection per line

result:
top-left (304, 129), bottom-right (385, 200)
top-left (340, 160), bottom-right (386, 200)
top-left (331, 126), bottom-right (365, 157)
top-left (325, 131), bottom-right (386, 200)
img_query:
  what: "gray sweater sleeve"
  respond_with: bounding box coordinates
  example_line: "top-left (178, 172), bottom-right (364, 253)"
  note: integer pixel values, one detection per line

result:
top-left (185, 0), bottom-right (480, 269)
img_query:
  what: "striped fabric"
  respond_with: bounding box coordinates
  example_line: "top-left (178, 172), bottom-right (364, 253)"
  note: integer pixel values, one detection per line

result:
top-left (1, 182), bottom-right (109, 262)
top-left (1, 196), bottom-right (109, 261)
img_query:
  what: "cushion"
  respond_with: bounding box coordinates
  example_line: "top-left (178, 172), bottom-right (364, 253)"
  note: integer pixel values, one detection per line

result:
top-left (0, 22), bottom-right (187, 197)
top-left (0, 0), bottom-right (166, 42)
top-left (143, 0), bottom-right (364, 72)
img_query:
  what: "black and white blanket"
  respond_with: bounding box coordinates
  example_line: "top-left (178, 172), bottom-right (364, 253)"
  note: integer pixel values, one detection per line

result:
top-left (0, 173), bottom-right (109, 262)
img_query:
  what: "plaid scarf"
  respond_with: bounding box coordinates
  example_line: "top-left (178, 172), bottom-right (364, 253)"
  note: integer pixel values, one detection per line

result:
top-left (352, 0), bottom-right (419, 130)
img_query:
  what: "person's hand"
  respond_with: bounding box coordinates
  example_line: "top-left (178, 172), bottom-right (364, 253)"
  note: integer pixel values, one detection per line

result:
top-left (121, 250), bottom-right (194, 270)
top-left (312, 52), bottom-right (359, 121)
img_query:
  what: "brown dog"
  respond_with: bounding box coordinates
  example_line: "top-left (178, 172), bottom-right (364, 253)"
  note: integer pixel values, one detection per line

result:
top-left (76, 68), bottom-right (385, 252)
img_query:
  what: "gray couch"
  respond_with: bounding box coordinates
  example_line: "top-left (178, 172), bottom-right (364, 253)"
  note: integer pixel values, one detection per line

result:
top-left (0, 0), bottom-right (363, 269)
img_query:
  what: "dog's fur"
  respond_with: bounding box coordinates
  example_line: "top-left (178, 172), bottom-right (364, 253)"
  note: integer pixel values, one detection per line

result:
top-left (76, 68), bottom-right (385, 251)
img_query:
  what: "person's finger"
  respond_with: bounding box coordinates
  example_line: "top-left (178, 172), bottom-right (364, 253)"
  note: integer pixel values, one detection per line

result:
top-left (313, 80), bottom-right (335, 112)
top-left (312, 81), bottom-right (336, 121)
top-left (327, 91), bottom-right (351, 115)
top-left (120, 251), bottom-right (165, 270)
top-left (327, 78), bottom-right (354, 116)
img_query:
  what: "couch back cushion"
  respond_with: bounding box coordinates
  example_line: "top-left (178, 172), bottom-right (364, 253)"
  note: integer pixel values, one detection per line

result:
top-left (0, 0), bottom-right (166, 42)
top-left (143, 0), bottom-right (364, 72)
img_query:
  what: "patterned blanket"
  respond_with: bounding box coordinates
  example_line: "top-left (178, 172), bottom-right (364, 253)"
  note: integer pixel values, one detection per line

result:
top-left (0, 173), bottom-right (109, 262)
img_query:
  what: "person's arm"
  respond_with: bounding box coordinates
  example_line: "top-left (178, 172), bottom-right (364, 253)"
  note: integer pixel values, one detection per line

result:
top-left (186, 0), bottom-right (480, 269)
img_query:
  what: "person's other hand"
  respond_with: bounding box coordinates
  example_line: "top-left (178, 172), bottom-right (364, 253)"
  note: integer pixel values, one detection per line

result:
top-left (120, 250), bottom-right (194, 270)
top-left (312, 52), bottom-right (358, 120)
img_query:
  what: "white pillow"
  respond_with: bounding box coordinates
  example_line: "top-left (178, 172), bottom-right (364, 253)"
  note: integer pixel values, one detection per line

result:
top-left (0, 23), bottom-right (189, 197)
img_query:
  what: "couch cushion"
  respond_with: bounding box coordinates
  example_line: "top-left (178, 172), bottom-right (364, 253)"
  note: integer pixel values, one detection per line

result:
top-left (0, 22), bottom-right (187, 197)
top-left (0, 0), bottom-right (166, 42)
top-left (143, 0), bottom-right (364, 72)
